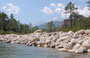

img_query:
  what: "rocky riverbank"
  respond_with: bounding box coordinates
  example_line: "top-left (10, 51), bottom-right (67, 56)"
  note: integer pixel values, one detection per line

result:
top-left (1, 30), bottom-right (90, 54)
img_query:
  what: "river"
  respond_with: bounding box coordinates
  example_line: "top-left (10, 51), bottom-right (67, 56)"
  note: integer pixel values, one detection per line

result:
top-left (0, 41), bottom-right (90, 58)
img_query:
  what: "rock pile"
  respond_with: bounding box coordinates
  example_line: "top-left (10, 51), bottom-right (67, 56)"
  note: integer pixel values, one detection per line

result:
top-left (1, 30), bottom-right (90, 54)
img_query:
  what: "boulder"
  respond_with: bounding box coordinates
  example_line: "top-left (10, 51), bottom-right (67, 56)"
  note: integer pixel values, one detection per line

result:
top-left (64, 38), bottom-right (71, 43)
top-left (34, 33), bottom-right (41, 38)
top-left (87, 49), bottom-right (90, 53)
top-left (77, 40), bottom-right (84, 45)
top-left (67, 31), bottom-right (74, 36)
top-left (71, 39), bottom-right (77, 44)
top-left (10, 41), bottom-right (15, 44)
top-left (6, 40), bottom-right (11, 43)
top-left (72, 44), bottom-right (81, 52)
top-left (45, 39), bottom-right (51, 44)
top-left (60, 33), bottom-right (70, 37)
top-left (55, 45), bottom-right (63, 49)
top-left (72, 44), bottom-right (87, 53)
top-left (44, 44), bottom-right (49, 48)
top-left (63, 42), bottom-right (75, 49)
top-left (73, 30), bottom-right (85, 38)
top-left (67, 49), bottom-right (73, 53)
top-left (37, 44), bottom-right (40, 47)
top-left (85, 30), bottom-right (90, 35)
top-left (50, 43), bottom-right (55, 48)
top-left (74, 46), bottom-right (87, 54)
top-left (58, 48), bottom-right (67, 52)
top-left (73, 44), bottom-right (81, 50)
top-left (82, 39), bottom-right (90, 49)
top-left (77, 30), bottom-right (85, 34)
top-left (31, 38), bottom-right (39, 43)
top-left (34, 30), bottom-right (42, 33)
top-left (68, 31), bottom-right (74, 34)
top-left (60, 36), bottom-right (71, 41)
top-left (15, 41), bottom-right (20, 44)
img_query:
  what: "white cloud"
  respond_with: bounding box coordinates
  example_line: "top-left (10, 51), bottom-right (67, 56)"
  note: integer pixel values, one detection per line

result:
top-left (41, 3), bottom-right (65, 15)
top-left (61, 10), bottom-right (70, 19)
top-left (57, 3), bottom-right (65, 8)
top-left (55, 8), bottom-right (62, 13)
top-left (52, 17), bottom-right (59, 21)
top-left (61, 6), bottom-right (90, 18)
top-left (41, 2), bottom-right (90, 19)
top-left (55, 3), bottom-right (66, 18)
top-left (50, 3), bottom-right (56, 8)
top-left (78, 7), bottom-right (90, 17)
top-left (2, 3), bottom-right (21, 15)
top-left (41, 6), bottom-right (54, 15)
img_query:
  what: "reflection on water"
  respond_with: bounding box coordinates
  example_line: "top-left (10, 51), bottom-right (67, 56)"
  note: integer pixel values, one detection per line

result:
top-left (0, 42), bottom-right (90, 58)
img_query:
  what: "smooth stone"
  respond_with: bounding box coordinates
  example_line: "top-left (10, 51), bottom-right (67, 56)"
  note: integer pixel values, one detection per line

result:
top-left (63, 42), bottom-right (75, 49)
top-left (87, 49), bottom-right (90, 53)
top-left (58, 48), bottom-right (67, 52)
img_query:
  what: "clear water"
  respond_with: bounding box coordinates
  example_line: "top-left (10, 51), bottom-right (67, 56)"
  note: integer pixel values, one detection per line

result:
top-left (0, 42), bottom-right (90, 58)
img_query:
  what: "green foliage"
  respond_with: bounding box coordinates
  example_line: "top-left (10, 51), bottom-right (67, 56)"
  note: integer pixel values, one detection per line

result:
top-left (46, 21), bottom-right (56, 32)
top-left (0, 1), bottom-right (89, 34)
top-left (65, 2), bottom-right (78, 28)
top-left (59, 16), bottom-right (90, 32)
top-left (87, 0), bottom-right (90, 10)
top-left (0, 12), bottom-right (8, 31)
top-left (65, 2), bottom-right (77, 14)
top-left (0, 12), bottom-right (32, 34)
top-left (31, 26), bottom-right (39, 33)
top-left (19, 24), bottom-right (31, 34)
top-left (0, 30), bottom-right (14, 34)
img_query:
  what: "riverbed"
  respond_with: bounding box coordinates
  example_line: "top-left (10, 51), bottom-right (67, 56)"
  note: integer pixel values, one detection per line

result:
top-left (0, 42), bottom-right (90, 58)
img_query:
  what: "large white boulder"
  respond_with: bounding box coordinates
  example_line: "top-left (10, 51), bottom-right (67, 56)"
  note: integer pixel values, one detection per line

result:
top-left (85, 30), bottom-right (90, 35)
top-left (72, 44), bottom-right (81, 52)
top-left (63, 42), bottom-right (75, 49)
top-left (58, 48), bottom-right (67, 52)
top-left (60, 31), bottom-right (73, 37)
top-left (82, 38), bottom-right (90, 49)
top-left (55, 45), bottom-right (63, 49)
top-left (30, 38), bottom-right (39, 43)
top-left (60, 36), bottom-right (71, 42)
top-left (74, 46), bottom-right (87, 54)
top-left (87, 49), bottom-right (90, 53)
top-left (77, 40), bottom-right (84, 45)
top-left (71, 39), bottom-right (77, 43)
top-left (45, 39), bottom-right (51, 44)
top-left (73, 30), bottom-right (85, 38)
top-left (34, 30), bottom-right (42, 33)
top-left (50, 43), bottom-right (56, 48)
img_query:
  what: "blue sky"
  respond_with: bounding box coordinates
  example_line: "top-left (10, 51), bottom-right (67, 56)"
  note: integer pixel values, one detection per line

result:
top-left (0, 0), bottom-right (89, 26)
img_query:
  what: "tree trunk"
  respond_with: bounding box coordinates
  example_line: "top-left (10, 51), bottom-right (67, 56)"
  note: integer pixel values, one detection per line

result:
top-left (70, 14), bottom-right (72, 28)
top-left (70, 17), bottom-right (72, 28)
top-left (74, 19), bottom-right (76, 25)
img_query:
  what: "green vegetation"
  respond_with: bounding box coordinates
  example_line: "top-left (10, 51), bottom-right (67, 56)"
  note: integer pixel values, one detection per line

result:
top-left (64, 2), bottom-right (78, 28)
top-left (0, 1), bottom-right (90, 34)
top-left (46, 21), bottom-right (56, 32)
top-left (39, 21), bottom-right (56, 32)
top-left (59, 1), bottom-right (90, 32)
top-left (87, 0), bottom-right (90, 10)
top-left (0, 11), bottom-right (56, 34)
top-left (43, 1), bottom-right (90, 32)
top-left (0, 12), bottom-right (39, 34)
top-left (59, 15), bottom-right (90, 32)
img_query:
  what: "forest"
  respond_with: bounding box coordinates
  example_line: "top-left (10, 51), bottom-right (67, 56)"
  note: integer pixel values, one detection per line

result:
top-left (0, 0), bottom-right (90, 34)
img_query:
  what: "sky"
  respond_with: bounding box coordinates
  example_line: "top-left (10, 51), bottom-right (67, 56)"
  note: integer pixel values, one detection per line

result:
top-left (0, 0), bottom-right (90, 26)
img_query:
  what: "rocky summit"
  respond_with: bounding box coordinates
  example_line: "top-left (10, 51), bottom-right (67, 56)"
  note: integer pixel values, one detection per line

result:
top-left (1, 30), bottom-right (90, 54)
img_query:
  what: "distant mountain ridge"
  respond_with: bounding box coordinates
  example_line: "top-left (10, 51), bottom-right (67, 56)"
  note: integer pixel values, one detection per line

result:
top-left (37, 21), bottom-right (62, 29)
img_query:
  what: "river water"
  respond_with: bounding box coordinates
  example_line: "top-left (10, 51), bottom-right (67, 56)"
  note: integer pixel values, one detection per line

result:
top-left (0, 42), bottom-right (90, 58)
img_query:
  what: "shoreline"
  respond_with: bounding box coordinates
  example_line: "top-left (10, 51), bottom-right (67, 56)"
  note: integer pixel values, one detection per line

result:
top-left (0, 30), bottom-right (90, 54)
